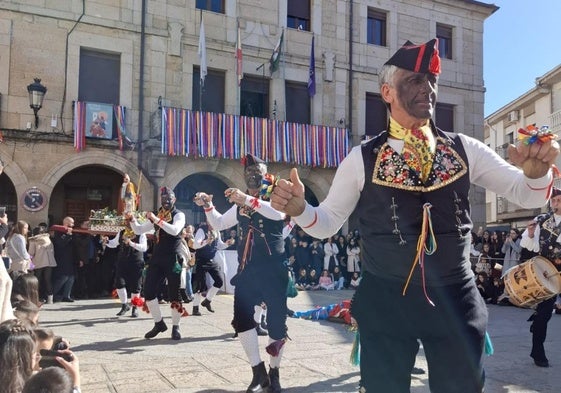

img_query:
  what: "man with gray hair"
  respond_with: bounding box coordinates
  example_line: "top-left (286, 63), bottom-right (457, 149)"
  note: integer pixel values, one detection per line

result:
top-left (271, 38), bottom-right (559, 392)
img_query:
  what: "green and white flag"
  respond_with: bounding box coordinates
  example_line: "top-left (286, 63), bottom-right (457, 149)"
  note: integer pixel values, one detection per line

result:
top-left (269, 30), bottom-right (284, 75)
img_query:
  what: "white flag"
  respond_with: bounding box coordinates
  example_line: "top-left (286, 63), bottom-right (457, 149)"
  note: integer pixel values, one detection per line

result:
top-left (198, 16), bottom-right (207, 86)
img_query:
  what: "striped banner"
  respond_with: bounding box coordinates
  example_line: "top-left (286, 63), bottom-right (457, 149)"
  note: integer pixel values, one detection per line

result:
top-left (160, 107), bottom-right (349, 168)
top-left (73, 101), bottom-right (86, 152)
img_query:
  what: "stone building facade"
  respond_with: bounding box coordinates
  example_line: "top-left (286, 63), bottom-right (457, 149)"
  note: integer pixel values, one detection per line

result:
top-left (484, 64), bottom-right (561, 230)
top-left (0, 0), bottom-right (496, 231)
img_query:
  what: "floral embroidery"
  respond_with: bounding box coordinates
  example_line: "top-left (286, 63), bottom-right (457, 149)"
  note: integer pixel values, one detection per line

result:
top-left (372, 137), bottom-right (467, 191)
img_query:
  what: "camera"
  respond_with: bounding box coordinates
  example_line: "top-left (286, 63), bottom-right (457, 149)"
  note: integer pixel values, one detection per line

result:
top-left (39, 349), bottom-right (74, 368)
top-left (0, 206), bottom-right (5, 218)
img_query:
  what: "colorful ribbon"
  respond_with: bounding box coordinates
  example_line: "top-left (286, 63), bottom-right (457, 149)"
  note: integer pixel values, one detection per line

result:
top-left (517, 124), bottom-right (555, 145)
top-left (402, 203), bottom-right (438, 306)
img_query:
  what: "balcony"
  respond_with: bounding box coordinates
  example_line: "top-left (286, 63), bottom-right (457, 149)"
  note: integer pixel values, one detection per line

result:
top-left (549, 109), bottom-right (561, 136)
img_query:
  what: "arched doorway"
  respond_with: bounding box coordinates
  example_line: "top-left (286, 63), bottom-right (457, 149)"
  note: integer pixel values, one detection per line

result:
top-left (175, 174), bottom-right (230, 227)
top-left (0, 172), bottom-right (17, 223)
top-left (49, 166), bottom-right (124, 226)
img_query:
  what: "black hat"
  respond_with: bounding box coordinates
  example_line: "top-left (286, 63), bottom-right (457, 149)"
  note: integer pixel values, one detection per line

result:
top-left (384, 39), bottom-right (441, 75)
top-left (160, 186), bottom-right (175, 199)
top-left (241, 154), bottom-right (265, 168)
top-left (551, 187), bottom-right (561, 198)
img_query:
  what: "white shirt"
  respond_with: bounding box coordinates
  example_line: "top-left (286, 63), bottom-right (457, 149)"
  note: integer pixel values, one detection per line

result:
top-left (294, 134), bottom-right (552, 239)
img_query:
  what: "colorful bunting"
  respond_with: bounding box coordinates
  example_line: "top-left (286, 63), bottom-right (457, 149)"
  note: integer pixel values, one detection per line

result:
top-left (160, 107), bottom-right (349, 168)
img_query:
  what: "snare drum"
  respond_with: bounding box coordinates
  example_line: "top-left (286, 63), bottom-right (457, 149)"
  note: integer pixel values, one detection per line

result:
top-left (503, 256), bottom-right (561, 308)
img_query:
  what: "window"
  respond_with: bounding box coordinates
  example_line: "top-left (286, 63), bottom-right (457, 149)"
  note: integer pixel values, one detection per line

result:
top-left (287, 0), bottom-right (310, 31)
top-left (365, 93), bottom-right (387, 136)
top-left (367, 9), bottom-right (387, 46)
top-left (78, 49), bottom-right (120, 104)
top-left (436, 24), bottom-right (453, 60)
top-left (192, 66), bottom-right (225, 113)
top-left (285, 81), bottom-right (310, 124)
top-left (435, 103), bottom-right (454, 132)
top-left (196, 0), bottom-right (224, 13)
top-left (241, 75), bottom-right (269, 118)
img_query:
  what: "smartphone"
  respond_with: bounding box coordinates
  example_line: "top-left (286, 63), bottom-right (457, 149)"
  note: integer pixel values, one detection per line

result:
top-left (0, 207), bottom-right (5, 218)
top-left (39, 349), bottom-right (74, 368)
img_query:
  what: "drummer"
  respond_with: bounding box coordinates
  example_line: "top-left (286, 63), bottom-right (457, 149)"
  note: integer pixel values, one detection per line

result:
top-left (520, 187), bottom-right (561, 368)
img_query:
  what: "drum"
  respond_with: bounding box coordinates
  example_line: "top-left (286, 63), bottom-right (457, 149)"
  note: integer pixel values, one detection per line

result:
top-left (503, 256), bottom-right (561, 308)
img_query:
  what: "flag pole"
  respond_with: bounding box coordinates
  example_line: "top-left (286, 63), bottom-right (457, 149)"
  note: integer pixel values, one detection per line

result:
top-left (199, 9), bottom-right (203, 112)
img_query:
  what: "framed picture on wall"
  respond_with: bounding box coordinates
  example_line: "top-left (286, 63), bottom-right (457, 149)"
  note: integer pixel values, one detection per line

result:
top-left (85, 102), bottom-right (114, 139)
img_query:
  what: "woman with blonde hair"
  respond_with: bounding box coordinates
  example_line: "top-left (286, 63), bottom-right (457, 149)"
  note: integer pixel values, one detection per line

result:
top-left (6, 220), bottom-right (31, 276)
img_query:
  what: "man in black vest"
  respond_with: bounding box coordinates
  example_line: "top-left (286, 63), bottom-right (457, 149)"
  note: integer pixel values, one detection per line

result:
top-left (131, 186), bottom-right (186, 340)
top-left (271, 39), bottom-right (559, 393)
top-left (194, 154), bottom-right (288, 393)
top-left (102, 216), bottom-right (148, 318)
top-left (519, 187), bottom-right (561, 367)
top-left (190, 221), bottom-right (227, 315)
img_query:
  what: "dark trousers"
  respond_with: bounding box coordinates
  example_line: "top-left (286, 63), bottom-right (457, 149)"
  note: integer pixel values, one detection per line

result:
top-left (52, 274), bottom-right (75, 300)
top-left (143, 259), bottom-right (181, 302)
top-left (351, 271), bottom-right (487, 393)
top-left (192, 257), bottom-right (223, 292)
top-left (115, 259), bottom-right (143, 294)
top-left (529, 296), bottom-right (556, 362)
top-left (34, 267), bottom-right (53, 298)
top-left (232, 259), bottom-right (288, 340)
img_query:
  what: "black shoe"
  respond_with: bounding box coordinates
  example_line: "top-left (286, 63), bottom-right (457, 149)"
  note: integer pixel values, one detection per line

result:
top-left (185, 294), bottom-right (194, 303)
top-left (246, 361), bottom-right (269, 393)
top-left (256, 324), bottom-right (268, 336)
top-left (533, 358), bottom-right (549, 367)
top-left (144, 320), bottom-right (168, 339)
top-left (117, 304), bottom-right (131, 316)
top-left (232, 331), bottom-right (238, 338)
top-left (411, 367), bottom-right (425, 375)
top-left (268, 366), bottom-right (281, 393)
top-left (201, 298), bottom-right (214, 313)
top-left (62, 297), bottom-right (75, 303)
top-left (171, 325), bottom-right (181, 340)
top-left (192, 306), bottom-right (202, 316)
top-left (131, 306), bottom-right (138, 318)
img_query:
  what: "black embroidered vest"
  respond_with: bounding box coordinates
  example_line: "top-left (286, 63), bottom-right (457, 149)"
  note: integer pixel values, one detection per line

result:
top-left (357, 126), bottom-right (474, 286)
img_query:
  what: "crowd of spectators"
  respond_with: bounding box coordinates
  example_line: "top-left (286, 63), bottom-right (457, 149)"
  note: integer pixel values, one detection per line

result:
top-left (284, 225), bottom-right (362, 292)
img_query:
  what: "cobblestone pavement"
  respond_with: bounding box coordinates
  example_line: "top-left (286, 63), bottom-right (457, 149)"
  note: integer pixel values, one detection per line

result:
top-left (38, 290), bottom-right (561, 393)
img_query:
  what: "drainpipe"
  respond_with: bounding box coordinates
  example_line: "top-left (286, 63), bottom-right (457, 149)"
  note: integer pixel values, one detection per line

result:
top-left (60, 0), bottom-right (85, 133)
top-left (137, 0), bottom-right (159, 209)
top-left (347, 0), bottom-right (354, 139)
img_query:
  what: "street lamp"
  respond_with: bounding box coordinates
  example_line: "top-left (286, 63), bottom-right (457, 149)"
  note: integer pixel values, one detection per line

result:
top-left (27, 78), bottom-right (47, 129)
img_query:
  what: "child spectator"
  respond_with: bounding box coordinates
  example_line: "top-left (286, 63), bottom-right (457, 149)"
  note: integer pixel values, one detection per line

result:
top-left (307, 269), bottom-right (320, 290)
top-left (346, 238), bottom-right (361, 285)
top-left (294, 238), bottom-right (311, 274)
top-left (6, 220), bottom-right (31, 276)
top-left (28, 226), bottom-right (57, 304)
top-left (12, 299), bottom-right (40, 326)
top-left (349, 272), bottom-right (361, 290)
top-left (318, 269), bottom-right (335, 291)
top-left (11, 273), bottom-right (41, 308)
top-left (23, 367), bottom-right (74, 393)
top-left (331, 266), bottom-right (345, 290)
top-left (474, 254), bottom-right (493, 277)
top-left (295, 268), bottom-right (308, 291)
top-left (0, 318), bottom-right (37, 393)
top-left (475, 272), bottom-right (493, 303)
top-left (309, 239), bottom-right (324, 274)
